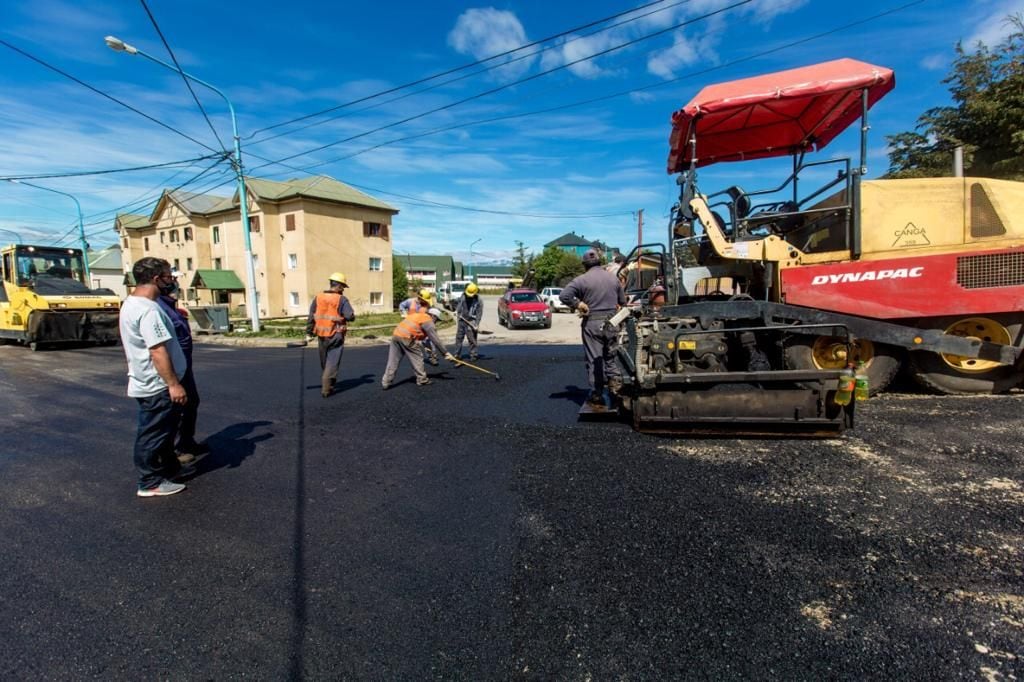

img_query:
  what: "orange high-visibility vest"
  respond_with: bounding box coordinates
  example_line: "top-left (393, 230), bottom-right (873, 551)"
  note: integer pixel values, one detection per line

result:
top-left (394, 311), bottom-right (432, 340)
top-left (407, 298), bottom-right (428, 314)
top-left (313, 292), bottom-right (348, 337)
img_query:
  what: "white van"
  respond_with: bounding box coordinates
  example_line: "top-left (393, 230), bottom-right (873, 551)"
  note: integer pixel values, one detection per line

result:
top-left (439, 280), bottom-right (473, 310)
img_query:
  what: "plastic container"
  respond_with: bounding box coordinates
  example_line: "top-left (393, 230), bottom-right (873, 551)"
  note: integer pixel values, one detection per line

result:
top-left (834, 364), bottom-right (855, 406)
top-left (854, 361), bottom-right (870, 401)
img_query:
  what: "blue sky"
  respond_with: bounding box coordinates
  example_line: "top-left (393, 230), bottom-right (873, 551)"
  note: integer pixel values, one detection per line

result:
top-left (1, 0), bottom-right (1021, 262)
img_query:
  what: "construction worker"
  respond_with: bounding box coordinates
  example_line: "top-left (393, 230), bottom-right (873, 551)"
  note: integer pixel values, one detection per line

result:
top-left (399, 288), bottom-right (440, 365)
top-left (305, 272), bottom-right (356, 398)
top-left (382, 307), bottom-right (455, 389)
top-left (453, 282), bottom-right (483, 360)
top-left (559, 248), bottom-right (627, 406)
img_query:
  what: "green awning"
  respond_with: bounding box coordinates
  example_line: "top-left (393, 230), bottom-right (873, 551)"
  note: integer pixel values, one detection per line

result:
top-left (191, 269), bottom-right (244, 290)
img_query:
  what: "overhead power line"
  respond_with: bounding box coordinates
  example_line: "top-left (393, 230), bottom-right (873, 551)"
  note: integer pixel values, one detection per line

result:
top-left (139, 0), bottom-right (228, 152)
top-left (252, 0), bottom-right (929, 175)
top-left (248, 0), bottom-right (681, 138)
top-left (249, 0), bottom-right (752, 173)
top-left (0, 153), bottom-right (226, 182)
top-left (0, 38), bottom-right (221, 155)
top-left (247, 0), bottom-right (697, 147)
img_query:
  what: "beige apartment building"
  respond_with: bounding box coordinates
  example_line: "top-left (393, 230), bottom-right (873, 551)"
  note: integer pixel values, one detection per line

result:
top-left (115, 175), bottom-right (398, 316)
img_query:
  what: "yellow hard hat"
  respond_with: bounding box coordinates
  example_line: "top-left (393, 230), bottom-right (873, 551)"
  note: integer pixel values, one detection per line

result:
top-left (329, 272), bottom-right (348, 286)
top-left (418, 288), bottom-right (431, 301)
top-left (466, 282), bottom-right (479, 295)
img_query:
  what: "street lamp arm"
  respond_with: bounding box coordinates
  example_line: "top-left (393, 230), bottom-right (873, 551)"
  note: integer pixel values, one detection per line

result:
top-left (5, 178), bottom-right (88, 281)
top-left (106, 34), bottom-right (260, 331)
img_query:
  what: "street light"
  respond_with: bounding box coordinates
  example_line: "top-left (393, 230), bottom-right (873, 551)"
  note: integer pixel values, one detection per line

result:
top-left (0, 227), bottom-right (25, 243)
top-left (468, 237), bottom-right (481, 279)
top-left (105, 35), bottom-right (261, 331)
top-left (5, 179), bottom-right (88, 282)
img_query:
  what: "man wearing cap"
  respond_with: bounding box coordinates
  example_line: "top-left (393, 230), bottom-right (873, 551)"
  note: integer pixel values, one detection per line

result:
top-left (559, 249), bottom-right (627, 406)
top-left (453, 282), bottom-right (483, 361)
top-left (306, 272), bottom-right (356, 398)
top-left (381, 307), bottom-right (456, 389)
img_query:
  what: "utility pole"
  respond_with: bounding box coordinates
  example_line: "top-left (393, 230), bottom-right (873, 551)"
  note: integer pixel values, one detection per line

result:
top-left (637, 209), bottom-right (644, 250)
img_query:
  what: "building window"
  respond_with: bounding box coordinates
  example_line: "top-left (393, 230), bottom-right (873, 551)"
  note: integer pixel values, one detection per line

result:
top-left (369, 291), bottom-right (383, 306)
top-left (160, 232), bottom-right (165, 244)
top-left (173, 259), bottom-right (180, 271)
top-left (369, 257), bottom-right (382, 271)
top-left (363, 222), bottom-right (389, 239)
top-left (248, 215), bottom-right (261, 233)
top-left (186, 258), bottom-right (193, 270)
top-left (184, 227), bottom-right (193, 241)
top-left (169, 230), bottom-right (179, 243)
top-left (252, 254), bottom-right (259, 270)
top-left (122, 238), bottom-right (128, 249)
top-left (288, 254), bottom-right (298, 270)
top-left (144, 237), bottom-right (150, 250)
top-left (289, 292), bottom-right (299, 307)
top-left (186, 288), bottom-right (197, 301)
top-left (212, 226), bottom-right (220, 244)
top-left (214, 258), bottom-right (222, 270)
top-left (285, 214), bottom-right (296, 232)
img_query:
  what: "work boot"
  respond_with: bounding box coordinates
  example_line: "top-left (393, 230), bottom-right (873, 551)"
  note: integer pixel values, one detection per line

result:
top-left (469, 353), bottom-right (479, 361)
top-left (587, 390), bottom-right (605, 406)
top-left (321, 384), bottom-right (331, 398)
top-left (427, 353), bottom-right (439, 367)
top-left (417, 378), bottom-right (432, 386)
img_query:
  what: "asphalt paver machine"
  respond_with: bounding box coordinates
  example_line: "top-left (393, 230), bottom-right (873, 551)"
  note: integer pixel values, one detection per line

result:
top-left (615, 58), bottom-right (1024, 435)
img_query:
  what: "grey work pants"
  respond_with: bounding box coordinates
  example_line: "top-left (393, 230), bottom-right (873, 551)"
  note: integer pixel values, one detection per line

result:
top-left (318, 333), bottom-right (346, 392)
top-left (581, 318), bottom-right (621, 392)
top-left (381, 336), bottom-right (429, 387)
top-left (454, 320), bottom-right (479, 357)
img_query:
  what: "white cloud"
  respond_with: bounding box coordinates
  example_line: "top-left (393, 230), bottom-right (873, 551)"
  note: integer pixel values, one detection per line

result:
top-left (965, 0), bottom-right (1024, 47)
top-left (447, 8), bottom-right (536, 81)
top-left (921, 53), bottom-right (948, 71)
top-left (647, 32), bottom-right (702, 80)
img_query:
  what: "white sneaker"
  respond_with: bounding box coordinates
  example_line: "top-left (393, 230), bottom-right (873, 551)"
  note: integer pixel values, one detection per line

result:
top-left (137, 480), bottom-right (186, 498)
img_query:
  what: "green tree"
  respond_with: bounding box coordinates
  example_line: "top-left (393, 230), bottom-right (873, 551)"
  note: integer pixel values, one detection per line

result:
top-left (531, 246), bottom-right (584, 288)
top-left (886, 15), bottom-right (1024, 179)
top-left (392, 257), bottom-right (409, 308)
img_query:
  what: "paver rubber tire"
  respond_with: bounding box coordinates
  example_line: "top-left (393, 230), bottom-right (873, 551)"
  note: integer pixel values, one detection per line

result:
top-left (908, 314), bottom-right (1024, 395)
top-left (784, 336), bottom-right (901, 396)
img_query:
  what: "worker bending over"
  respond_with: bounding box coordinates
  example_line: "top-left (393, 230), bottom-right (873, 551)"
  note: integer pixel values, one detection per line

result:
top-left (399, 288), bottom-right (440, 366)
top-left (453, 282), bottom-right (483, 360)
top-left (306, 272), bottom-right (356, 398)
top-left (382, 307), bottom-right (455, 389)
top-left (559, 249), bottom-right (626, 406)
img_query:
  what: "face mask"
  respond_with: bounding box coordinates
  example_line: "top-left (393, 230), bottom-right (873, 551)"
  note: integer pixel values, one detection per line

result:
top-left (157, 279), bottom-right (178, 296)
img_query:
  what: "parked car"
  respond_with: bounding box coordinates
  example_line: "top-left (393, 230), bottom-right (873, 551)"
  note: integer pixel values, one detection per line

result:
top-left (438, 280), bottom-right (473, 310)
top-left (540, 287), bottom-right (570, 312)
top-left (497, 289), bottom-right (551, 329)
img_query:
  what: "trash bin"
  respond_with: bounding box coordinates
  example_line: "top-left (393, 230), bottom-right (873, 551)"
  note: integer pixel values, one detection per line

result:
top-left (189, 305), bottom-right (232, 334)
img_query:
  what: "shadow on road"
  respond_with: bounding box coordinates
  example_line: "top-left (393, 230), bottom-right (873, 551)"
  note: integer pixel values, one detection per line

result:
top-left (195, 420), bottom-right (274, 474)
top-left (549, 385), bottom-right (590, 406)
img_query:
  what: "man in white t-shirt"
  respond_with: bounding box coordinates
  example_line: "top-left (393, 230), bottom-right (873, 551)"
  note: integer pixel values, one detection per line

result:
top-left (120, 257), bottom-right (190, 497)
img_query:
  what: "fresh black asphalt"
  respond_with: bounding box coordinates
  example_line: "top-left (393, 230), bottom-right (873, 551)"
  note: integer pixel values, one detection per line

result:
top-left (1, 343), bottom-right (1022, 678)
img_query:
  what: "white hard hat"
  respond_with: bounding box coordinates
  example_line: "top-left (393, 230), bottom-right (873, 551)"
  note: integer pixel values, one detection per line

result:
top-left (427, 307), bottom-right (442, 319)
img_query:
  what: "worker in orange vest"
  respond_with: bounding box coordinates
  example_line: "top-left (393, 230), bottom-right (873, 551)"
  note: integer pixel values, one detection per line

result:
top-left (305, 272), bottom-right (356, 398)
top-left (381, 307), bottom-right (455, 389)
top-left (399, 288), bottom-right (440, 365)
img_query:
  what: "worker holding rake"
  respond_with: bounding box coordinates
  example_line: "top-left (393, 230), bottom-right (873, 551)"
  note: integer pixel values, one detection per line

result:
top-left (453, 282), bottom-right (483, 361)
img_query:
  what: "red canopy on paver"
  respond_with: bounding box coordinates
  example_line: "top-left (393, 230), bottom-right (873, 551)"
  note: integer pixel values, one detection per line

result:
top-left (666, 58), bottom-right (895, 173)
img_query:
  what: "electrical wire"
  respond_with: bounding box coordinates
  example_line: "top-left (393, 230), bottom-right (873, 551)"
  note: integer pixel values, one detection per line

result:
top-left (139, 0), bottom-right (228, 152)
top-left (246, 0), bottom-right (697, 147)
top-left (256, 0), bottom-right (929, 174)
top-left (248, 0), bottom-right (680, 138)
top-left (0, 38), bottom-right (222, 155)
top-left (0, 153), bottom-right (226, 182)
top-left (248, 0), bottom-right (752, 172)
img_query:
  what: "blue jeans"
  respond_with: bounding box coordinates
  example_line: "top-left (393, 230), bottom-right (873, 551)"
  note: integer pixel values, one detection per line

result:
top-left (134, 390), bottom-right (183, 490)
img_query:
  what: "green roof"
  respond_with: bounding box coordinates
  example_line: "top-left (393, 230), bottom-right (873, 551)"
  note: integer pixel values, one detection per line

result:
top-left (469, 264), bottom-right (515, 276)
top-left (117, 213), bottom-right (151, 231)
top-left (190, 269), bottom-right (245, 290)
top-left (402, 255), bottom-right (454, 273)
top-left (545, 231), bottom-right (593, 248)
top-left (244, 176), bottom-right (398, 213)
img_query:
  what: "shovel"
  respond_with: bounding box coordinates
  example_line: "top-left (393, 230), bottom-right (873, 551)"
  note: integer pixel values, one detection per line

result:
top-left (451, 357), bottom-right (501, 381)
